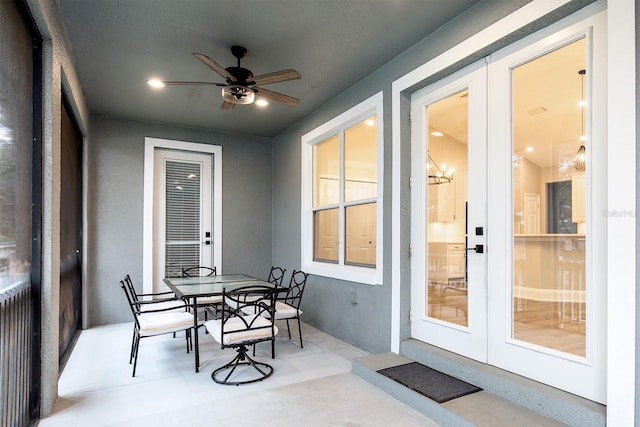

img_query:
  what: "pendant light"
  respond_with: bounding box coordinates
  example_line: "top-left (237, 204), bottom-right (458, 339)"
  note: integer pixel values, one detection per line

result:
top-left (574, 69), bottom-right (586, 171)
top-left (427, 151), bottom-right (454, 185)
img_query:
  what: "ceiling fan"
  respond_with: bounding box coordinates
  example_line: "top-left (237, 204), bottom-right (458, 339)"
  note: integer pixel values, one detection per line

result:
top-left (148, 45), bottom-right (301, 109)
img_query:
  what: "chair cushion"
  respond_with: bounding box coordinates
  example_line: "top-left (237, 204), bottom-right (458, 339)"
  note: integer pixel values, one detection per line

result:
top-left (242, 301), bottom-right (302, 319)
top-left (138, 311), bottom-right (194, 336)
top-left (205, 315), bottom-right (278, 345)
top-left (273, 301), bottom-right (302, 320)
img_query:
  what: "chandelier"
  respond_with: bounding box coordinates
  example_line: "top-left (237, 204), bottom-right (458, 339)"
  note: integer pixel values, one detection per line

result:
top-left (428, 152), bottom-right (454, 185)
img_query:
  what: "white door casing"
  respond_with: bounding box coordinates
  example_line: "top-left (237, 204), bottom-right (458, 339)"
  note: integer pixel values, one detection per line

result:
top-left (143, 138), bottom-right (222, 296)
top-left (410, 60), bottom-right (488, 362)
top-left (409, 7), bottom-right (606, 403)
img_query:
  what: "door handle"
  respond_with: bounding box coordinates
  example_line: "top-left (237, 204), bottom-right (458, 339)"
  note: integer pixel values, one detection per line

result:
top-left (466, 244), bottom-right (484, 254)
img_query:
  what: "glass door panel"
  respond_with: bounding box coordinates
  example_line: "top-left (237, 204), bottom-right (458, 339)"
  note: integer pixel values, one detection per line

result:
top-left (426, 90), bottom-right (469, 328)
top-left (511, 38), bottom-right (587, 357)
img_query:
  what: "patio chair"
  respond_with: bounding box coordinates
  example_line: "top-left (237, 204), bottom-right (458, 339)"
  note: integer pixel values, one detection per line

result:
top-left (182, 266), bottom-right (221, 319)
top-left (123, 274), bottom-right (187, 312)
top-left (119, 278), bottom-right (197, 377)
top-left (274, 270), bottom-right (309, 348)
top-left (124, 274), bottom-right (189, 341)
top-left (267, 266), bottom-right (287, 286)
top-left (204, 285), bottom-right (278, 385)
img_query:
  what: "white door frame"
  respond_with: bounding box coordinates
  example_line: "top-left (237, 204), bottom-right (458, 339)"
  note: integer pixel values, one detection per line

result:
top-left (410, 60), bottom-right (488, 362)
top-left (392, 0), bottom-right (636, 417)
top-left (153, 149), bottom-right (213, 292)
top-left (143, 137), bottom-right (222, 295)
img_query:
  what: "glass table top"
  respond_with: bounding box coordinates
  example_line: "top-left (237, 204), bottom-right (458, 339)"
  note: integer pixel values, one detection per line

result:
top-left (163, 275), bottom-right (281, 298)
top-left (165, 274), bottom-right (257, 286)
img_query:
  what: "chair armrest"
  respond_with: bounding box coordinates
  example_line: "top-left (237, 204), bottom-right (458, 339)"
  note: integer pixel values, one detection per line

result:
top-left (137, 291), bottom-right (176, 298)
top-left (136, 298), bottom-right (185, 305)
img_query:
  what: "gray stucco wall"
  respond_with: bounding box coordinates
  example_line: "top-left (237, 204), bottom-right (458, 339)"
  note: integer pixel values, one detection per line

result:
top-left (270, 0), bottom-right (599, 354)
top-left (87, 115), bottom-right (273, 326)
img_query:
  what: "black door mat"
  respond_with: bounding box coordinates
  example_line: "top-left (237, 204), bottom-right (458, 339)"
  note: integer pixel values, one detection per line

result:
top-left (377, 362), bottom-right (482, 403)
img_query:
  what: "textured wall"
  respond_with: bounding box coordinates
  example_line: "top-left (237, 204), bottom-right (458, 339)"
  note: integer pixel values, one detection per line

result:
top-left (87, 115), bottom-right (272, 326)
top-left (269, 0), bottom-right (605, 355)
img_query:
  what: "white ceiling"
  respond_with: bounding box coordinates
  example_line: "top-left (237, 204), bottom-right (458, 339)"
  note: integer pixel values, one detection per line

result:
top-left (57, 0), bottom-right (482, 137)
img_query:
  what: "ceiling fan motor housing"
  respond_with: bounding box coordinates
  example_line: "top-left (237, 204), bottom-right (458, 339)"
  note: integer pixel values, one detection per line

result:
top-left (225, 66), bottom-right (253, 84)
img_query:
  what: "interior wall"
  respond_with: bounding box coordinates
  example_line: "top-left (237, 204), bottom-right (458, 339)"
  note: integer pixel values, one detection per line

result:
top-left (87, 114), bottom-right (273, 326)
top-left (271, 0), bottom-right (536, 354)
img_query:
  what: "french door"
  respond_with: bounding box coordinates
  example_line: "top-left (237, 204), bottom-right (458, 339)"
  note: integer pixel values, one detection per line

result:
top-left (410, 61), bottom-right (488, 362)
top-left (410, 8), bottom-right (606, 403)
top-left (143, 138), bottom-right (222, 297)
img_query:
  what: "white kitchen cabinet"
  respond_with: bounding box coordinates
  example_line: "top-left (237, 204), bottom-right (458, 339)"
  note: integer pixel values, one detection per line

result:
top-left (571, 173), bottom-right (585, 224)
top-left (428, 181), bottom-right (455, 223)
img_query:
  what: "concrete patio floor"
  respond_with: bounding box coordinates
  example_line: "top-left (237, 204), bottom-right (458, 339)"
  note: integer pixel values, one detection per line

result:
top-left (38, 321), bottom-right (439, 426)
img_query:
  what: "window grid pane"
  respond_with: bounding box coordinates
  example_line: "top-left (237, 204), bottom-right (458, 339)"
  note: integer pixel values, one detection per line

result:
top-left (344, 116), bottom-right (377, 203)
top-left (313, 208), bottom-right (339, 263)
top-left (313, 134), bottom-right (340, 208)
top-left (345, 202), bottom-right (376, 266)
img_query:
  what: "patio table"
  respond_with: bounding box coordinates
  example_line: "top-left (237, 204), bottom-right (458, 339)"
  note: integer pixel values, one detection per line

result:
top-left (163, 274), bottom-right (282, 372)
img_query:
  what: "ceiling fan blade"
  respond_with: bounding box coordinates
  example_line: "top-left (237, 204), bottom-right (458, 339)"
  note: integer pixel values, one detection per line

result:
top-left (254, 87), bottom-right (299, 106)
top-left (192, 53), bottom-right (237, 82)
top-left (221, 100), bottom-right (236, 109)
top-left (161, 81), bottom-right (225, 86)
top-left (250, 69), bottom-right (301, 86)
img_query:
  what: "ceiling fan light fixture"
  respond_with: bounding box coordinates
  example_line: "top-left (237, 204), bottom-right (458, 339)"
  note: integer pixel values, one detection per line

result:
top-left (222, 85), bottom-right (255, 105)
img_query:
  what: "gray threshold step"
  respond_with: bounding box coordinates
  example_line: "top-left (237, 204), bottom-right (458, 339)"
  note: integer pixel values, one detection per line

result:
top-left (352, 343), bottom-right (605, 427)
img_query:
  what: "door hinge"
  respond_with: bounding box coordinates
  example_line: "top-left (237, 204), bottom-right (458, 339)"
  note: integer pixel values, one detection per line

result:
top-left (409, 109), bottom-right (413, 124)
top-left (409, 176), bottom-right (413, 189)
top-left (408, 244), bottom-right (413, 257)
top-left (409, 309), bottom-right (413, 322)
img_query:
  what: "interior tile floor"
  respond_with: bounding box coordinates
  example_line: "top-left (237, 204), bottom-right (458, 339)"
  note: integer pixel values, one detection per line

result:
top-left (38, 321), bottom-right (440, 427)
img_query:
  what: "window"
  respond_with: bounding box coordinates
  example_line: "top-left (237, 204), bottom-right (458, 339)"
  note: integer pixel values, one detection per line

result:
top-left (0, 1), bottom-right (35, 292)
top-left (302, 92), bottom-right (383, 284)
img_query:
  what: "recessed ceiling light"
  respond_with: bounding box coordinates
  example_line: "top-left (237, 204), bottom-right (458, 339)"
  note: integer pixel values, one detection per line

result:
top-left (147, 79), bottom-right (165, 88)
top-left (431, 131), bottom-right (444, 137)
top-left (525, 146), bottom-right (534, 152)
top-left (578, 100), bottom-right (587, 107)
top-left (365, 119), bottom-right (375, 127)
top-left (255, 99), bottom-right (269, 107)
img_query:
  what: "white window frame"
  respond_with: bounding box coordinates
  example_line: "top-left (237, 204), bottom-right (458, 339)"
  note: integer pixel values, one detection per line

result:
top-left (301, 92), bottom-right (383, 285)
